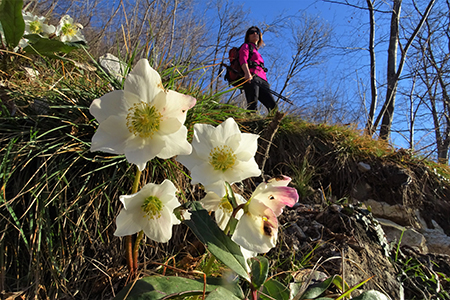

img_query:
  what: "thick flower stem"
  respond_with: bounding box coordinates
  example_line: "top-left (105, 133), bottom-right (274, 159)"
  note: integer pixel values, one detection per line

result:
top-left (125, 168), bottom-right (142, 274)
top-left (125, 235), bottom-right (134, 274)
top-left (133, 230), bottom-right (144, 271)
top-left (251, 286), bottom-right (258, 300)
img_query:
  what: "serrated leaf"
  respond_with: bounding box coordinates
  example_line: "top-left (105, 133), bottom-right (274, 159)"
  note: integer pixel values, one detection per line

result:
top-left (260, 279), bottom-right (290, 300)
top-left (184, 201), bottom-right (250, 280)
top-left (0, 0), bottom-right (25, 48)
top-left (114, 276), bottom-right (242, 300)
top-left (250, 256), bottom-right (269, 289)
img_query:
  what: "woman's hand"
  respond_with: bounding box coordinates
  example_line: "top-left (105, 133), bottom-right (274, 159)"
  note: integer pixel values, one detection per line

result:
top-left (241, 63), bottom-right (253, 82)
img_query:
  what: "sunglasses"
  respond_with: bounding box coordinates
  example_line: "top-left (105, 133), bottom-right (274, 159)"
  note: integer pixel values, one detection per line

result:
top-left (249, 29), bottom-right (259, 35)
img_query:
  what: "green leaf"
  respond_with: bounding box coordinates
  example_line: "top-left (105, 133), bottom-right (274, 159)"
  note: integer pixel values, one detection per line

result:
top-left (250, 256), bottom-right (269, 289)
top-left (351, 290), bottom-right (389, 300)
top-left (289, 282), bottom-right (303, 299)
top-left (0, 0), bottom-right (25, 48)
top-left (23, 34), bottom-right (80, 57)
top-left (260, 279), bottom-right (290, 300)
top-left (184, 201), bottom-right (250, 280)
top-left (114, 276), bottom-right (242, 300)
top-left (206, 286), bottom-right (243, 299)
top-left (300, 275), bottom-right (335, 299)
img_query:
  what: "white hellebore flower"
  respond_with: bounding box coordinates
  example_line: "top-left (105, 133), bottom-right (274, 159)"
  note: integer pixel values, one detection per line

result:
top-left (19, 11), bottom-right (56, 48)
top-left (55, 15), bottom-right (86, 43)
top-left (232, 176), bottom-right (299, 253)
top-left (114, 179), bottom-right (181, 243)
top-left (177, 118), bottom-right (261, 197)
top-left (23, 11), bottom-right (55, 36)
top-left (201, 191), bottom-right (246, 230)
top-left (90, 58), bottom-right (196, 171)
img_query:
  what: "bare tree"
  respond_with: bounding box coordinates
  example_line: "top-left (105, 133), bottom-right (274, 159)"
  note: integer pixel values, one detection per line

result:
top-left (364, 0), bottom-right (436, 139)
top-left (412, 3), bottom-right (450, 163)
top-left (276, 14), bottom-right (332, 102)
top-left (365, 0), bottom-right (378, 134)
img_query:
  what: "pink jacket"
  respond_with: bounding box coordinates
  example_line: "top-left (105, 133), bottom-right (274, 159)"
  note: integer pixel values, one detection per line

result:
top-left (239, 43), bottom-right (268, 81)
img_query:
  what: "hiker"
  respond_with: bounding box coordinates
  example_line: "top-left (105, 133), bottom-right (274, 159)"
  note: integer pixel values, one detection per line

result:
top-left (240, 26), bottom-right (276, 112)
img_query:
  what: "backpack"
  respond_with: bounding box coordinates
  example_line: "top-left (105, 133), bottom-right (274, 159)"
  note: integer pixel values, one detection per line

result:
top-left (222, 43), bottom-right (254, 88)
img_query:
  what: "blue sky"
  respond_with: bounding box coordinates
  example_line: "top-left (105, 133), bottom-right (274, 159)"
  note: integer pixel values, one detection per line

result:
top-left (235, 0), bottom-right (412, 148)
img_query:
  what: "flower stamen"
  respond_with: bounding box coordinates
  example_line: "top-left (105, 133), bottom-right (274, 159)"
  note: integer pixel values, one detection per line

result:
top-left (61, 23), bottom-right (77, 37)
top-left (209, 145), bottom-right (236, 172)
top-left (126, 102), bottom-right (162, 138)
top-left (29, 20), bottom-right (42, 34)
top-left (141, 195), bottom-right (163, 220)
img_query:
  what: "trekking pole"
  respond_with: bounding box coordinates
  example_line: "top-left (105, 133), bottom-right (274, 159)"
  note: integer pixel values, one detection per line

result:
top-left (254, 81), bottom-right (294, 105)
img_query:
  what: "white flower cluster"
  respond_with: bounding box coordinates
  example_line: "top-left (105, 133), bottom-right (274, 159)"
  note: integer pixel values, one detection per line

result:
top-left (0, 11), bottom-right (86, 49)
top-left (89, 58), bottom-right (298, 256)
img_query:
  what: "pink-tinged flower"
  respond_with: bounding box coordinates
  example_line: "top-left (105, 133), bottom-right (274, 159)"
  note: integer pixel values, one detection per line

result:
top-left (200, 191), bottom-right (246, 230)
top-left (176, 118), bottom-right (261, 197)
top-left (232, 176), bottom-right (298, 253)
top-left (114, 180), bottom-right (180, 243)
top-left (90, 58), bottom-right (196, 171)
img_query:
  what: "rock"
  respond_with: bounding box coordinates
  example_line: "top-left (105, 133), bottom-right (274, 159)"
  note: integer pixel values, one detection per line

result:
top-left (351, 181), bottom-right (372, 200)
top-left (357, 162), bottom-right (371, 172)
top-left (99, 53), bottom-right (127, 81)
top-left (377, 218), bottom-right (428, 253)
top-left (364, 199), bottom-right (413, 227)
top-left (420, 220), bottom-right (450, 256)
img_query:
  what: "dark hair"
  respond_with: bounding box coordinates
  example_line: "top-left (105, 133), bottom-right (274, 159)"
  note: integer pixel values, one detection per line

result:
top-left (244, 26), bottom-right (264, 47)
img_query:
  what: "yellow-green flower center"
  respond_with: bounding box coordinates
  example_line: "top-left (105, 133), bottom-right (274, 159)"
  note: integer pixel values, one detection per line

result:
top-left (209, 145), bottom-right (236, 172)
top-left (126, 102), bottom-right (162, 138)
top-left (219, 196), bottom-right (233, 213)
top-left (141, 195), bottom-right (163, 220)
top-left (61, 23), bottom-right (77, 37)
top-left (29, 20), bottom-right (42, 34)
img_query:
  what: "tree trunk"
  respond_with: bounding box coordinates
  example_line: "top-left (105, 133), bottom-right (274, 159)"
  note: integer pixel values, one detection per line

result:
top-left (379, 0), bottom-right (401, 139)
top-left (365, 0), bottom-right (378, 135)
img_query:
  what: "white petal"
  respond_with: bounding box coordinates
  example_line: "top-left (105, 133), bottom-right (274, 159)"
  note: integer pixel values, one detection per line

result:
top-left (235, 133), bottom-right (259, 158)
top-left (232, 209), bottom-right (278, 253)
top-left (89, 91), bottom-right (128, 122)
top-left (90, 115), bottom-right (131, 154)
top-left (159, 117), bottom-right (182, 135)
top-left (222, 160), bottom-right (261, 184)
top-left (176, 147), bottom-right (204, 173)
top-left (141, 206), bottom-right (174, 243)
top-left (156, 126), bottom-right (192, 159)
top-left (124, 59), bottom-right (164, 104)
top-left (191, 123), bottom-right (216, 157)
top-left (114, 208), bottom-right (143, 236)
top-left (42, 24), bottom-right (55, 35)
top-left (156, 179), bottom-right (178, 198)
top-left (119, 193), bottom-right (143, 211)
top-left (125, 136), bottom-right (166, 171)
top-left (200, 192), bottom-right (221, 211)
top-left (214, 118), bottom-right (241, 141)
top-left (164, 90), bottom-right (196, 123)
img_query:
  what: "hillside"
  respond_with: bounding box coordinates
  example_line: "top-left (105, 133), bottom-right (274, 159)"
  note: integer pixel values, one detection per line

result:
top-left (1, 54), bottom-right (450, 299)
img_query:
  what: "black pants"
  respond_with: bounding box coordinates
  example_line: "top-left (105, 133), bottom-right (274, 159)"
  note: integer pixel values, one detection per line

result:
top-left (243, 75), bottom-right (276, 111)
